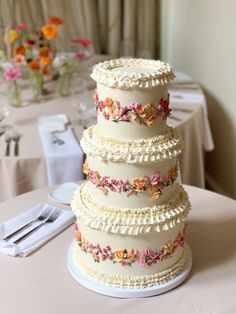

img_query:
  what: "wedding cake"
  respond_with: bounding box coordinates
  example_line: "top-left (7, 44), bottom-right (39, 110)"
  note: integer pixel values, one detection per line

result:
top-left (69, 58), bottom-right (192, 297)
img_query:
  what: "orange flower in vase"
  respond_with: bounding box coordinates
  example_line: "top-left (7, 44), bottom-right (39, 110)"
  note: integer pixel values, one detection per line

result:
top-left (41, 24), bottom-right (58, 40)
top-left (49, 16), bottom-right (64, 25)
top-left (28, 60), bottom-right (40, 71)
top-left (14, 45), bottom-right (26, 56)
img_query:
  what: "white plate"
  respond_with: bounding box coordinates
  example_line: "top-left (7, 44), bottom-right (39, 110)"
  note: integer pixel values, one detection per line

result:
top-left (48, 182), bottom-right (79, 205)
top-left (38, 114), bottom-right (69, 133)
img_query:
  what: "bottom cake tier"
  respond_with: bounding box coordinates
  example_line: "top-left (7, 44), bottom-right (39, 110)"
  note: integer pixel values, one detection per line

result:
top-left (72, 220), bottom-right (187, 289)
top-left (70, 183), bottom-right (191, 290)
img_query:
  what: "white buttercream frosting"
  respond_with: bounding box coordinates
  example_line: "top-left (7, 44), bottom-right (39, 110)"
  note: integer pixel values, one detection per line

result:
top-left (80, 125), bottom-right (183, 163)
top-left (91, 58), bottom-right (175, 89)
top-left (71, 183), bottom-right (191, 235)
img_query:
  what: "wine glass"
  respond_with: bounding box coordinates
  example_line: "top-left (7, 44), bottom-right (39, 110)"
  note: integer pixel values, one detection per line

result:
top-left (70, 76), bottom-right (90, 128)
top-left (0, 77), bottom-right (12, 130)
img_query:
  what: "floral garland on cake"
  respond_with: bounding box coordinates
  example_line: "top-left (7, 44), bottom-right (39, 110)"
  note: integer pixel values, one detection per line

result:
top-left (93, 91), bottom-right (170, 126)
top-left (75, 223), bottom-right (187, 267)
top-left (83, 160), bottom-right (178, 199)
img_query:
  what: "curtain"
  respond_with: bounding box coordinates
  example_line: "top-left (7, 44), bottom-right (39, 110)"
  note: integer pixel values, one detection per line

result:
top-left (0, 0), bottom-right (160, 58)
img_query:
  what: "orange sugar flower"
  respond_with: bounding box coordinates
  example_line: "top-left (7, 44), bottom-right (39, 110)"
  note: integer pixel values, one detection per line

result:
top-left (14, 45), bottom-right (26, 56)
top-left (28, 60), bottom-right (40, 71)
top-left (49, 16), bottom-right (64, 25)
top-left (41, 24), bottom-right (58, 40)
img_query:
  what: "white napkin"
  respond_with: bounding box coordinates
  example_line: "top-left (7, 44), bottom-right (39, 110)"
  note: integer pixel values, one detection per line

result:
top-left (170, 90), bottom-right (214, 151)
top-left (0, 203), bottom-right (75, 257)
top-left (39, 121), bottom-right (84, 186)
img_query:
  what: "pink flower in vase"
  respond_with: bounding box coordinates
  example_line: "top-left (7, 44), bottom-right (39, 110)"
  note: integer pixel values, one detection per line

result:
top-left (4, 67), bottom-right (22, 81)
top-left (13, 54), bottom-right (25, 66)
top-left (70, 38), bottom-right (91, 48)
top-left (15, 22), bottom-right (26, 31)
top-left (75, 52), bottom-right (85, 61)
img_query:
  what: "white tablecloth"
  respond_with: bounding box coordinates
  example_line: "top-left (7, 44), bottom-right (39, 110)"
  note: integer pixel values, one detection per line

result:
top-left (0, 184), bottom-right (235, 314)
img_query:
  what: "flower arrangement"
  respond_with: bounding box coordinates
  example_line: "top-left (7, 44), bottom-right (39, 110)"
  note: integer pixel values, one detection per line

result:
top-left (94, 91), bottom-right (171, 126)
top-left (3, 66), bottom-right (22, 106)
top-left (83, 159), bottom-right (178, 199)
top-left (53, 37), bottom-right (92, 96)
top-left (0, 16), bottom-right (92, 102)
top-left (75, 223), bottom-right (187, 267)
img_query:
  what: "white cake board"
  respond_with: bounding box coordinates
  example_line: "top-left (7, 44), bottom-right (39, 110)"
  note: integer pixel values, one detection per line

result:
top-left (67, 241), bottom-right (192, 298)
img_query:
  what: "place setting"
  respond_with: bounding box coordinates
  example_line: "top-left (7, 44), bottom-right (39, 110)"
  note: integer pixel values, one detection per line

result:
top-left (0, 203), bottom-right (75, 257)
top-left (38, 113), bottom-right (84, 186)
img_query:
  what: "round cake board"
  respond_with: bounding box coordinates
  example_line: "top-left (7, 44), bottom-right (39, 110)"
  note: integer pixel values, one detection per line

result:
top-left (67, 241), bottom-right (192, 298)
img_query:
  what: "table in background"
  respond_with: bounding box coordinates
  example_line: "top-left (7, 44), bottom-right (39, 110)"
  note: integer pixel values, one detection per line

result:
top-left (0, 57), bottom-right (214, 201)
top-left (0, 185), bottom-right (235, 314)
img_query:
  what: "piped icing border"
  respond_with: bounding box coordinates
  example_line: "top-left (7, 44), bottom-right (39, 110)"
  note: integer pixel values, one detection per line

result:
top-left (83, 159), bottom-right (178, 199)
top-left (91, 58), bottom-right (175, 89)
top-left (80, 125), bottom-right (183, 163)
top-left (72, 244), bottom-right (187, 288)
top-left (74, 223), bottom-right (186, 267)
top-left (71, 183), bottom-right (191, 234)
top-left (94, 91), bottom-right (170, 126)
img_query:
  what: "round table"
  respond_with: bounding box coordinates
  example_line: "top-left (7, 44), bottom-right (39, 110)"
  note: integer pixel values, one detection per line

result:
top-left (0, 57), bottom-right (214, 201)
top-left (0, 185), bottom-right (235, 313)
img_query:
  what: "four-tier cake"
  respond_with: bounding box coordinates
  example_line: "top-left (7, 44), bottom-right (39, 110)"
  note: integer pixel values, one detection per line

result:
top-left (68, 58), bottom-right (192, 297)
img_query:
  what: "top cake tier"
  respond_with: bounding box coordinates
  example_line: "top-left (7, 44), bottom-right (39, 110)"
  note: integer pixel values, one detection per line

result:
top-left (91, 58), bottom-right (175, 140)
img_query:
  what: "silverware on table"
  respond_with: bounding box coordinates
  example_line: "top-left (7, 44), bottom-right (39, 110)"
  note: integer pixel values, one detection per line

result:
top-left (3, 207), bottom-right (52, 242)
top-left (51, 132), bottom-right (65, 145)
top-left (12, 130), bottom-right (21, 156)
top-left (13, 208), bottom-right (62, 245)
top-left (4, 133), bottom-right (11, 156)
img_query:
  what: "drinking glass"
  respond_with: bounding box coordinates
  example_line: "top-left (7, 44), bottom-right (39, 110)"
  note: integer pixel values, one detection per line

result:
top-left (70, 76), bottom-right (90, 127)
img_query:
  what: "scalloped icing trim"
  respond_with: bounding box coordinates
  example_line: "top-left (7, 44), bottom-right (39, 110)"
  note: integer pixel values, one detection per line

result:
top-left (91, 58), bottom-right (175, 89)
top-left (72, 244), bottom-right (187, 288)
top-left (80, 125), bottom-right (183, 163)
top-left (71, 183), bottom-right (191, 235)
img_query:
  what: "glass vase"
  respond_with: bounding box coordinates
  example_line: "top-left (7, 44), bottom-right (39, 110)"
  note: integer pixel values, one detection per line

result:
top-left (8, 81), bottom-right (22, 107)
top-left (31, 71), bottom-right (44, 103)
top-left (58, 71), bottom-right (72, 96)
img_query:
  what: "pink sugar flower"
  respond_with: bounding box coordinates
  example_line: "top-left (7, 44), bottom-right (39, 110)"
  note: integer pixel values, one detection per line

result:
top-left (75, 52), bottom-right (85, 61)
top-left (119, 106), bottom-right (128, 116)
top-left (129, 102), bottom-right (141, 111)
top-left (150, 173), bottom-right (161, 186)
top-left (121, 114), bottom-right (129, 121)
top-left (106, 245), bottom-right (111, 251)
top-left (103, 113), bottom-right (110, 120)
top-left (101, 254), bottom-right (108, 260)
top-left (70, 38), bottom-right (91, 48)
top-left (15, 22), bottom-right (26, 31)
top-left (4, 67), bottom-right (22, 81)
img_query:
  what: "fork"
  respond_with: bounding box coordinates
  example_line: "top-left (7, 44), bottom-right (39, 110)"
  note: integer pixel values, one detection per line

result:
top-left (5, 133), bottom-right (11, 156)
top-left (12, 130), bottom-right (21, 156)
top-left (3, 207), bottom-right (52, 241)
top-left (13, 208), bottom-right (62, 245)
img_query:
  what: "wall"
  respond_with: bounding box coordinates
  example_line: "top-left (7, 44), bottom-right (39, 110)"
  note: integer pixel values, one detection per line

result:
top-left (161, 0), bottom-right (236, 199)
